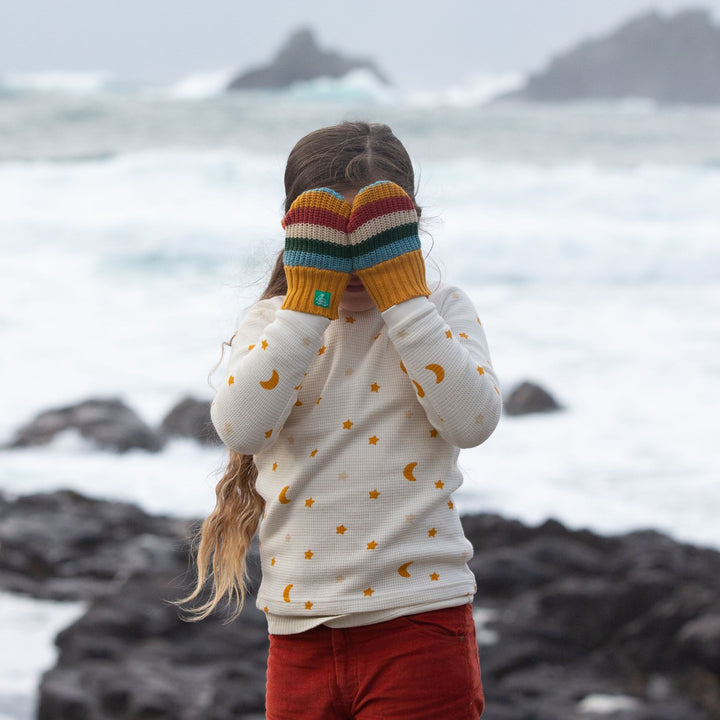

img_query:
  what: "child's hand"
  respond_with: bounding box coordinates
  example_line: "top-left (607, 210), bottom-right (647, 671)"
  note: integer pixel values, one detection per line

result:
top-left (347, 181), bottom-right (430, 311)
top-left (281, 188), bottom-right (353, 319)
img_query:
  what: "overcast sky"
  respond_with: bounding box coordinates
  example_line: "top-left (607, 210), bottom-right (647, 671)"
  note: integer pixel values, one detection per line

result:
top-left (2, 0), bottom-right (719, 88)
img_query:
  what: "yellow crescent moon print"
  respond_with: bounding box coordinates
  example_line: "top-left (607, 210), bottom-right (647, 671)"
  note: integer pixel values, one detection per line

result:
top-left (278, 486), bottom-right (291, 504)
top-left (283, 584), bottom-right (293, 603)
top-left (403, 462), bottom-right (418, 481)
top-left (259, 369), bottom-right (279, 390)
top-left (425, 363), bottom-right (445, 384)
top-left (398, 562), bottom-right (413, 578)
top-left (412, 380), bottom-right (425, 398)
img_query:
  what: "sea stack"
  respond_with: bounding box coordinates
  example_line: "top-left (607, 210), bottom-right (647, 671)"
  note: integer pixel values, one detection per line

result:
top-left (507, 8), bottom-right (720, 104)
top-left (227, 28), bottom-right (390, 90)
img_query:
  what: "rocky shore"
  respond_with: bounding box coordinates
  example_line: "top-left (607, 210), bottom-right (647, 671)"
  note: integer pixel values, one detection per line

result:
top-left (1, 490), bottom-right (719, 720)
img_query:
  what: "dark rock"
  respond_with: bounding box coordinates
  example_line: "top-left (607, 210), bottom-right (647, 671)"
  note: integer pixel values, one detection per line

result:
top-left (160, 396), bottom-right (221, 446)
top-left (504, 381), bottom-right (562, 415)
top-left (678, 614), bottom-right (720, 673)
top-left (507, 9), bottom-right (720, 105)
top-left (0, 490), bottom-right (188, 600)
top-left (228, 28), bottom-right (390, 91)
top-left (1, 491), bottom-right (715, 719)
top-left (5, 398), bottom-right (165, 453)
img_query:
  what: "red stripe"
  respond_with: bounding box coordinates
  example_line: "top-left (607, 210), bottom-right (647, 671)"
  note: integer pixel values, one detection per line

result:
top-left (347, 195), bottom-right (415, 233)
top-left (284, 206), bottom-right (349, 232)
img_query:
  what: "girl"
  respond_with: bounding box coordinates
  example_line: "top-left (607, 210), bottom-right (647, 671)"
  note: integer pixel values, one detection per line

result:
top-left (188, 121), bottom-right (502, 719)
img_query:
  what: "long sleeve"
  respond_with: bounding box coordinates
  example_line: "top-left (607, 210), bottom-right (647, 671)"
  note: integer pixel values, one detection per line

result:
top-left (381, 288), bottom-right (502, 448)
top-left (211, 298), bottom-right (330, 454)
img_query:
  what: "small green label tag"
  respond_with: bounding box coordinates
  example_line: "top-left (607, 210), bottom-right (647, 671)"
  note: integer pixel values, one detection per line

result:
top-left (313, 290), bottom-right (331, 308)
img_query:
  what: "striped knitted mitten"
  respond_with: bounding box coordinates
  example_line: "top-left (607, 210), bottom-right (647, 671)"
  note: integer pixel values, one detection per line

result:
top-left (347, 181), bottom-right (430, 312)
top-left (281, 188), bottom-right (353, 319)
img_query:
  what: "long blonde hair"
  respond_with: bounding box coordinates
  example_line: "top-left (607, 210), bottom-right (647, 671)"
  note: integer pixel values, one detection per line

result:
top-left (182, 121), bottom-right (419, 620)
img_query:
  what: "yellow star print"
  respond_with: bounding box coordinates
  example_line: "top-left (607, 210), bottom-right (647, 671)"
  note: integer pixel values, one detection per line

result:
top-left (336, 525), bottom-right (347, 535)
top-left (318, 346), bottom-right (326, 355)
top-left (343, 419), bottom-right (354, 429)
top-left (363, 588), bottom-right (374, 597)
top-left (370, 383), bottom-right (380, 392)
top-left (345, 316), bottom-right (355, 323)
top-left (368, 435), bottom-right (379, 445)
top-left (304, 550), bottom-right (314, 559)
top-left (261, 339), bottom-right (268, 350)
top-left (264, 429), bottom-right (273, 438)
top-left (310, 448), bottom-right (318, 457)
top-left (367, 541), bottom-right (378, 550)
top-left (430, 428), bottom-right (438, 438)
top-left (428, 528), bottom-right (437, 538)
top-left (305, 498), bottom-right (314, 507)
top-left (435, 480), bottom-right (445, 489)
top-left (430, 572), bottom-right (440, 581)
top-left (368, 489), bottom-right (380, 499)
top-left (305, 601), bottom-right (313, 610)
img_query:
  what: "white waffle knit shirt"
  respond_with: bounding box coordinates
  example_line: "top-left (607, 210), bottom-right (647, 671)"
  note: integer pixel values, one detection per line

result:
top-left (211, 286), bottom-right (502, 633)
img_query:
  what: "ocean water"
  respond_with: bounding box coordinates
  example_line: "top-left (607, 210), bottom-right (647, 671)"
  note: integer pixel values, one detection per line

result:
top-left (1, 71), bottom-right (719, 718)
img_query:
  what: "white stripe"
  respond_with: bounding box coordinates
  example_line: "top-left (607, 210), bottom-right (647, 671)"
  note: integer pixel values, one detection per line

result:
top-left (286, 224), bottom-right (348, 246)
top-left (349, 210), bottom-right (418, 246)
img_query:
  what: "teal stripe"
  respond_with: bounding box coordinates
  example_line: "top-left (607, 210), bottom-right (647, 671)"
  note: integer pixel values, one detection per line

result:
top-left (352, 224), bottom-right (420, 269)
top-left (353, 236), bottom-right (421, 270)
top-left (284, 249), bottom-right (353, 273)
top-left (351, 223), bottom-right (419, 258)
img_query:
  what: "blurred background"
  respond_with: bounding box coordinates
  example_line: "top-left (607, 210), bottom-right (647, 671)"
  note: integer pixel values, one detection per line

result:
top-left (1, 1), bottom-right (719, 716)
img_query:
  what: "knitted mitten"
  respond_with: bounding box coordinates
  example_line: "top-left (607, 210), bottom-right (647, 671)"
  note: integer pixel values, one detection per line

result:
top-left (281, 188), bottom-right (353, 319)
top-left (347, 181), bottom-right (430, 312)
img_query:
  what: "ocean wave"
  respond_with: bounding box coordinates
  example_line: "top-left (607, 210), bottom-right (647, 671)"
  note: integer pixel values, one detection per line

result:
top-left (284, 69), bottom-right (396, 103)
top-left (0, 70), bottom-right (117, 95)
top-left (0, 67), bottom-right (525, 109)
top-left (406, 72), bottom-right (524, 108)
top-left (164, 68), bottom-right (238, 100)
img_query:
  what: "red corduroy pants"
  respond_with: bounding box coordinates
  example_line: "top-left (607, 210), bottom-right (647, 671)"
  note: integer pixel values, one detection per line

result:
top-left (266, 603), bottom-right (484, 720)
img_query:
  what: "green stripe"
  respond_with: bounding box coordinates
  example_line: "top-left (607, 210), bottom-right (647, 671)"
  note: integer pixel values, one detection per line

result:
top-left (285, 236), bottom-right (354, 260)
top-left (352, 223), bottom-right (419, 257)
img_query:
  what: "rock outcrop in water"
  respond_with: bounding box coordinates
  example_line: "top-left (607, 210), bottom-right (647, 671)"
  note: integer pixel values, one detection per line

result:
top-left (504, 381), bottom-right (562, 416)
top-left (3, 398), bottom-right (165, 453)
top-left (2, 490), bottom-right (719, 719)
top-left (2, 383), bottom-right (563, 455)
top-left (160, 396), bottom-right (220, 446)
top-left (227, 28), bottom-right (390, 90)
top-left (508, 9), bottom-right (720, 104)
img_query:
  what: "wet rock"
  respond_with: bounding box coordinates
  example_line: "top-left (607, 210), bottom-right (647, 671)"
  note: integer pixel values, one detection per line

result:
top-left (160, 396), bottom-right (220, 446)
top-left (5, 398), bottom-right (165, 453)
top-left (228, 28), bottom-right (390, 90)
top-left (678, 614), bottom-right (720, 673)
top-left (504, 381), bottom-right (562, 415)
top-left (37, 566), bottom-right (268, 720)
top-left (0, 490), bottom-right (188, 600)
